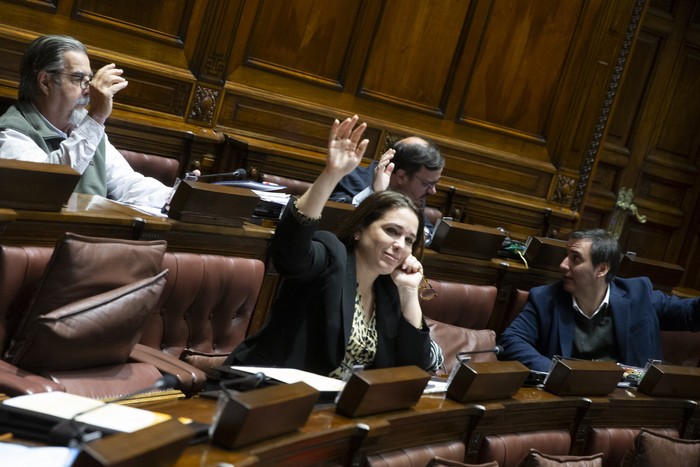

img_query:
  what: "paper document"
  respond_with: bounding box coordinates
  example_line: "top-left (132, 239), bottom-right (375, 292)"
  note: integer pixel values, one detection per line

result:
top-left (230, 366), bottom-right (345, 392)
top-left (252, 190), bottom-right (291, 205)
top-left (1, 392), bottom-right (171, 433)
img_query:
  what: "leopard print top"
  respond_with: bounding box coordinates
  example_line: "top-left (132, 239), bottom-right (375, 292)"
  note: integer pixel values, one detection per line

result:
top-left (329, 291), bottom-right (377, 379)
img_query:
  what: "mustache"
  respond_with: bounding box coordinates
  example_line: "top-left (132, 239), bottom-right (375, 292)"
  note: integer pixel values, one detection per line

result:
top-left (76, 96), bottom-right (90, 107)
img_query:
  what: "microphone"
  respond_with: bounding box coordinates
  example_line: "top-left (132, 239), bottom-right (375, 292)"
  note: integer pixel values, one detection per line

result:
top-left (219, 371), bottom-right (266, 397)
top-left (456, 346), bottom-right (503, 363)
top-left (48, 374), bottom-right (180, 446)
top-left (191, 168), bottom-right (246, 180)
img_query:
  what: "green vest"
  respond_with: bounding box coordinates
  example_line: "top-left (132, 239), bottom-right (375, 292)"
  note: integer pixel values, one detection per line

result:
top-left (0, 101), bottom-right (107, 196)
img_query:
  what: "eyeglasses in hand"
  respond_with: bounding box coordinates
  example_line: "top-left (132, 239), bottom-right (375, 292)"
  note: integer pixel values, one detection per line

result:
top-left (419, 274), bottom-right (437, 301)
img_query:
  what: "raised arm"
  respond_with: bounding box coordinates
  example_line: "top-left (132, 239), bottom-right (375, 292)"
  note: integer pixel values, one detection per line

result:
top-left (295, 115), bottom-right (369, 218)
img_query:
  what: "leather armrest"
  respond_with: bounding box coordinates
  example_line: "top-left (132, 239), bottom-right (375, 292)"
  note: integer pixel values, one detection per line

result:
top-left (129, 344), bottom-right (208, 396)
top-left (0, 359), bottom-right (65, 396)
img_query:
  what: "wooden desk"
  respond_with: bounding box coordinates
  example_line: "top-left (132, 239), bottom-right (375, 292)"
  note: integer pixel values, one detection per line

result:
top-left (0, 208), bottom-right (16, 235)
top-left (0, 193), bottom-right (171, 246)
top-left (133, 386), bottom-right (700, 467)
top-left (571, 388), bottom-right (698, 454)
top-left (164, 220), bottom-right (273, 260)
top-left (140, 394), bottom-right (482, 467)
top-left (464, 387), bottom-right (589, 462)
top-left (354, 394), bottom-right (481, 462)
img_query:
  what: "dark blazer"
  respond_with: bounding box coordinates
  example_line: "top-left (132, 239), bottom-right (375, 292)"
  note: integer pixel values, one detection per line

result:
top-left (498, 277), bottom-right (700, 372)
top-left (226, 201), bottom-right (433, 376)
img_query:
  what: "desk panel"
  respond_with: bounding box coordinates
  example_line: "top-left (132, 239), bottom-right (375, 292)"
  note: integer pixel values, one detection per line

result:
top-left (0, 194), bottom-right (171, 246)
top-left (134, 387), bottom-right (700, 467)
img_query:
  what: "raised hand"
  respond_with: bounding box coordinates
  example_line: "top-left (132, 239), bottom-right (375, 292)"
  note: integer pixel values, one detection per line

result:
top-left (88, 63), bottom-right (129, 125)
top-left (371, 148), bottom-right (395, 193)
top-left (326, 115), bottom-right (369, 178)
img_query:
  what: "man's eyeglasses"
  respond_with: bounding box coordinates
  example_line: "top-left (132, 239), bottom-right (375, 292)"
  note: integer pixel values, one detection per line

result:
top-left (419, 275), bottom-right (437, 300)
top-left (412, 173), bottom-right (439, 190)
top-left (51, 71), bottom-right (93, 90)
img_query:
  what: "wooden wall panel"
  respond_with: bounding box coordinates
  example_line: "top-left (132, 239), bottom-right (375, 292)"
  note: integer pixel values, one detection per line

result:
top-left (359, 0), bottom-right (471, 115)
top-left (72, 0), bottom-right (194, 45)
top-left (246, 0), bottom-right (362, 88)
top-left (583, 0), bottom-right (700, 288)
top-left (215, 0), bottom-right (644, 239)
top-left (460, 0), bottom-right (582, 140)
top-left (6, 0), bottom-right (696, 288)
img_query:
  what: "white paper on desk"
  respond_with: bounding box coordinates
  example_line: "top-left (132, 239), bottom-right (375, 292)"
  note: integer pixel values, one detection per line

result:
top-left (0, 442), bottom-right (79, 467)
top-left (2, 392), bottom-right (171, 433)
top-left (424, 378), bottom-right (448, 394)
top-left (230, 366), bottom-right (345, 392)
top-left (252, 190), bottom-right (291, 205)
top-left (118, 202), bottom-right (169, 218)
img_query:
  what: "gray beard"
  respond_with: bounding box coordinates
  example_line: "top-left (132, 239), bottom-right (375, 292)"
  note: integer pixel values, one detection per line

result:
top-left (69, 97), bottom-right (90, 129)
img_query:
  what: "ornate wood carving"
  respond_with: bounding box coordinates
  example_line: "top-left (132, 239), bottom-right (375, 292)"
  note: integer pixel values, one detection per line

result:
top-left (571, 0), bottom-right (647, 212)
top-left (553, 174), bottom-right (576, 206)
top-left (189, 84), bottom-right (219, 125)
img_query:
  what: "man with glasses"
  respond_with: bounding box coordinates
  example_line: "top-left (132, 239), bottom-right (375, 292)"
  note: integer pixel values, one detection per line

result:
top-left (0, 35), bottom-right (172, 209)
top-left (332, 136), bottom-right (444, 242)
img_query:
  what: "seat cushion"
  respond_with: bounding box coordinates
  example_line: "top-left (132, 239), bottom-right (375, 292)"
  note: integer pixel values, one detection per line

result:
top-left (519, 449), bottom-right (603, 466)
top-left (621, 428), bottom-right (700, 467)
top-left (12, 271), bottom-right (168, 372)
top-left (6, 233), bottom-right (167, 361)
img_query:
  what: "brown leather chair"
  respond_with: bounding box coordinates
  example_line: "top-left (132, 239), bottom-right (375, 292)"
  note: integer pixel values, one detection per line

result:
top-left (364, 440), bottom-right (466, 466)
top-left (419, 280), bottom-right (498, 376)
top-left (420, 280), bottom-right (497, 330)
top-left (497, 288), bottom-right (529, 334)
top-left (581, 427), bottom-right (680, 467)
top-left (0, 245), bottom-right (264, 398)
top-left (260, 173), bottom-right (311, 196)
top-left (138, 252), bottom-right (266, 378)
top-left (476, 430), bottom-right (572, 467)
top-left (118, 149), bottom-right (180, 186)
top-left (660, 330), bottom-right (700, 367)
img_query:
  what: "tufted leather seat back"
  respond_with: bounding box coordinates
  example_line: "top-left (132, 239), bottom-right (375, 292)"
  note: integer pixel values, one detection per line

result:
top-left (139, 252), bottom-right (266, 376)
top-left (582, 427), bottom-right (679, 467)
top-left (477, 429), bottom-right (572, 467)
top-left (0, 245), bottom-right (53, 355)
top-left (0, 244), bottom-right (264, 395)
top-left (119, 149), bottom-right (180, 186)
top-left (420, 280), bottom-right (497, 330)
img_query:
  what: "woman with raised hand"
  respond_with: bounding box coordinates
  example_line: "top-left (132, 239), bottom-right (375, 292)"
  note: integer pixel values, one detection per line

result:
top-left (226, 115), bottom-right (443, 378)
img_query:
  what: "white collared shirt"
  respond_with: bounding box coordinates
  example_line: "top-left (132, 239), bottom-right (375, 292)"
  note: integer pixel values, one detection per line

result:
top-left (572, 284), bottom-right (611, 320)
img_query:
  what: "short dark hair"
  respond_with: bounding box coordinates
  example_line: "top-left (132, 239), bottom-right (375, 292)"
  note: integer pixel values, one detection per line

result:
top-left (337, 190), bottom-right (424, 254)
top-left (390, 137), bottom-right (444, 176)
top-left (568, 228), bottom-right (621, 282)
top-left (19, 35), bottom-right (87, 102)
